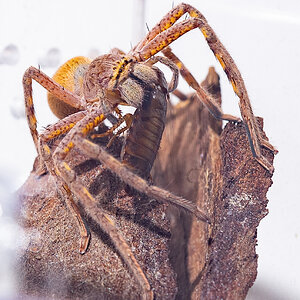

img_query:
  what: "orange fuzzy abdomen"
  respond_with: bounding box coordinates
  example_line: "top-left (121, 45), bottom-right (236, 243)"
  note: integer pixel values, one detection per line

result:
top-left (47, 56), bottom-right (91, 119)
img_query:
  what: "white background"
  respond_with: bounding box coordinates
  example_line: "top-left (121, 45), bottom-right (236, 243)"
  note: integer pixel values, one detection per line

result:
top-left (0, 0), bottom-right (299, 299)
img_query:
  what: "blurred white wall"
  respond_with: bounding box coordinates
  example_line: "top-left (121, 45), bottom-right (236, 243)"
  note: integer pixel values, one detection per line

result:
top-left (0, 0), bottom-right (299, 299)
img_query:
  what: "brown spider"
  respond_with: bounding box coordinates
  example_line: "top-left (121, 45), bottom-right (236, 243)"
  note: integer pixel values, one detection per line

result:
top-left (22, 3), bottom-right (276, 299)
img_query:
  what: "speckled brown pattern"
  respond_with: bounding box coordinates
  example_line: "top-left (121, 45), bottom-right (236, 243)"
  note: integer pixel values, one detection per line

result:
top-left (16, 133), bottom-right (177, 299)
top-left (198, 118), bottom-right (274, 300)
top-left (152, 69), bottom-right (275, 299)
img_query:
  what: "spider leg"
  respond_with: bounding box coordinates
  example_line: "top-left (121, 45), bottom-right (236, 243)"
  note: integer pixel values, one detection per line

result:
top-left (48, 168), bottom-right (91, 254)
top-left (106, 114), bottom-right (134, 148)
top-left (172, 89), bottom-right (189, 101)
top-left (38, 111), bottom-right (91, 254)
top-left (75, 137), bottom-right (211, 224)
top-left (60, 169), bottom-right (153, 299)
top-left (90, 113), bottom-right (132, 143)
top-left (40, 111), bottom-right (87, 142)
top-left (60, 184), bottom-right (91, 254)
top-left (90, 106), bottom-right (131, 142)
top-left (163, 47), bottom-right (276, 168)
top-left (129, 3), bottom-right (275, 172)
top-left (23, 62), bottom-right (97, 253)
top-left (23, 66), bottom-right (84, 152)
top-left (163, 47), bottom-right (240, 122)
top-left (171, 66), bottom-right (221, 103)
top-left (52, 108), bottom-right (153, 299)
top-left (132, 3), bottom-right (207, 52)
top-left (146, 55), bottom-right (179, 92)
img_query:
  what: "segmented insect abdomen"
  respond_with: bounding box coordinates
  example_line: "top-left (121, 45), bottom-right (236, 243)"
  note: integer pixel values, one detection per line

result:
top-left (121, 80), bottom-right (168, 179)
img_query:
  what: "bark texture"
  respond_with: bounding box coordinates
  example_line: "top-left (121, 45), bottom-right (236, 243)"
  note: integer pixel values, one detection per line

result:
top-left (153, 68), bottom-right (274, 299)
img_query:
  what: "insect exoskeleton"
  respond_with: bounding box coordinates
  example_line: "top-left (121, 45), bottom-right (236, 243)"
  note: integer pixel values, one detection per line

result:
top-left (120, 65), bottom-right (169, 179)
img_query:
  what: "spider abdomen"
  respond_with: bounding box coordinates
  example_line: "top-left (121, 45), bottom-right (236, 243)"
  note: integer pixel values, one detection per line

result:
top-left (47, 56), bottom-right (91, 119)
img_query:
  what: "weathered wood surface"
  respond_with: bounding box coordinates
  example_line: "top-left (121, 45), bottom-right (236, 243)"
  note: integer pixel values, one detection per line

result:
top-left (153, 67), bottom-right (274, 299)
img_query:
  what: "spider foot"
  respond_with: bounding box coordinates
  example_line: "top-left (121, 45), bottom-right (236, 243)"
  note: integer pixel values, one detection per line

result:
top-left (223, 114), bottom-right (241, 123)
top-left (255, 155), bottom-right (274, 174)
top-left (79, 232), bottom-right (91, 255)
top-left (261, 138), bottom-right (278, 154)
top-left (33, 156), bottom-right (48, 177)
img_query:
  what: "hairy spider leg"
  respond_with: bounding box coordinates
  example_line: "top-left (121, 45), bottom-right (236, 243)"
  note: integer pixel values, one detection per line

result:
top-left (106, 114), bottom-right (134, 148)
top-left (128, 3), bottom-right (275, 172)
top-left (132, 3), bottom-right (207, 52)
top-left (145, 55), bottom-right (179, 92)
top-left (22, 63), bottom-right (96, 253)
top-left (75, 137), bottom-right (211, 223)
top-left (162, 47), bottom-right (277, 169)
top-left (23, 58), bottom-right (105, 254)
top-left (162, 47), bottom-right (240, 122)
top-left (52, 108), bottom-right (153, 300)
top-left (23, 66), bottom-right (84, 151)
top-left (90, 113), bottom-right (133, 142)
top-left (38, 111), bottom-right (92, 254)
top-left (169, 65), bottom-right (222, 104)
top-left (41, 111), bottom-right (88, 142)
